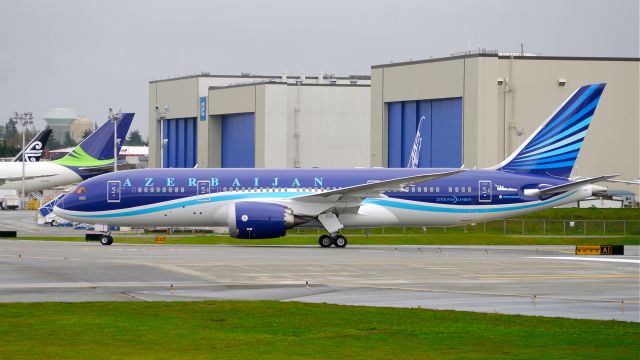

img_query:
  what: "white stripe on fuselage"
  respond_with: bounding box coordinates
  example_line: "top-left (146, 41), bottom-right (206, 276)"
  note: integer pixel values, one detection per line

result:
top-left (0, 162), bottom-right (81, 193)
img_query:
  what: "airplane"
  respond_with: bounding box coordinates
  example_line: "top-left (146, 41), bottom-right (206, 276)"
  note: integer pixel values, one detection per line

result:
top-left (11, 128), bottom-right (52, 162)
top-left (55, 84), bottom-right (615, 247)
top-left (0, 113), bottom-right (134, 193)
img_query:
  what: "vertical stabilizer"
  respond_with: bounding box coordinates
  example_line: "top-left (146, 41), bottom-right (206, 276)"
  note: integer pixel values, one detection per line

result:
top-left (496, 84), bottom-right (605, 178)
top-left (12, 129), bottom-right (52, 162)
top-left (53, 113), bottom-right (134, 168)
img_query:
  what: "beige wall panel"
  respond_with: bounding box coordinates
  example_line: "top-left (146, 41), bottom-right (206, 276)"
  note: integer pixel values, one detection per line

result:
top-left (462, 59), bottom-right (479, 168)
top-left (474, 57), bottom-right (500, 167)
top-left (497, 59), bottom-right (639, 195)
top-left (254, 85), bottom-right (266, 167)
top-left (370, 68), bottom-right (385, 167)
top-left (263, 84), bottom-right (288, 168)
top-left (288, 86), bottom-right (371, 168)
top-left (381, 60), bottom-right (465, 102)
top-left (209, 86), bottom-right (256, 115)
top-left (154, 78), bottom-right (198, 119)
top-left (148, 82), bottom-right (159, 168)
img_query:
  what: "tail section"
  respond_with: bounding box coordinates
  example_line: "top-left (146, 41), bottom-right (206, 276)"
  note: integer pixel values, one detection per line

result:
top-left (53, 113), bottom-right (134, 168)
top-left (497, 84), bottom-right (605, 178)
top-left (406, 116), bottom-right (425, 169)
top-left (13, 129), bottom-right (52, 162)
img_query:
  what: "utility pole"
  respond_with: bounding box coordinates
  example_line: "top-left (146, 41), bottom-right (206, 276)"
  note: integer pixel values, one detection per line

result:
top-left (12, 112), bottom-right (34, 209)
top-left (108, 108), bottom-right (122, 173)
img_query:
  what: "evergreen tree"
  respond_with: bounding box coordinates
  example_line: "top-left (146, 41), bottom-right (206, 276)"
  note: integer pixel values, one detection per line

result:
top-left (125, 129), bottom-right (145, 146)
top-left (47, 132), bottom-right (62, 150)
top-left (5, 118), bottom-right (18, 147)
top-left (63, 132), bottom-right (77, 147)
top-left (81, 129), bottom-right (92, 140)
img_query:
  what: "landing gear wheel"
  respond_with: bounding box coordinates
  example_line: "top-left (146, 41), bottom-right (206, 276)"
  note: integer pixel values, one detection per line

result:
top-left (333, 235), bottom-right (347, 248)
top-left (100, 235), bottom-right (113, 246)
top-left (318, 235), bottom-right (332, 248)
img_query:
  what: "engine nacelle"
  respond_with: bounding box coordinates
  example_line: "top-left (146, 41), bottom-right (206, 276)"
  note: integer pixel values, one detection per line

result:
top-left (227, 202), bottom-right (295, 239)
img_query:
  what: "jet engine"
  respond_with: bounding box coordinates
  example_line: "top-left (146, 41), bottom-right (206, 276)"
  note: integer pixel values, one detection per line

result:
top-left (227, 202), bottom-right (298, 239)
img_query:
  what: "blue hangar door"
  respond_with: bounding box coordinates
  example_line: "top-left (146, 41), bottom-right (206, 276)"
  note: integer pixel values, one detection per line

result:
top-left (387, 97), bottom-right (462, 168)
top-left (162, 117), bottom-right (197, 168)
top-left (221, 113), bottom-right (255, 168)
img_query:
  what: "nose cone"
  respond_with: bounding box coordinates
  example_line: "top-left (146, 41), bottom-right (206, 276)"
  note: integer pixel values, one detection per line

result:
top-left (52, 194), bottom-right (67, 217)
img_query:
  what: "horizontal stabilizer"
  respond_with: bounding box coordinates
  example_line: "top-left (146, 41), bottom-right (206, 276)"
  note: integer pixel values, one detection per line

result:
top-left (607, 178), bottom-right (640, 185)
top-left (524, 174), bottom-right (618, 197)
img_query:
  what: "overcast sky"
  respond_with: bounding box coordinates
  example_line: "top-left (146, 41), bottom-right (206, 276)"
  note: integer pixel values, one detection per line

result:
top-left (1, 0), bottom-right (638, 138)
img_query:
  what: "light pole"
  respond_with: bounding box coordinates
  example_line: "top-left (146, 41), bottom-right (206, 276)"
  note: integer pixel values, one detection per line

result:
top-left (108, 108), bottom-right (122, 173)
top-left (154, 105), bottom-right (169, 168)
top-left (12, 112), bottom-right (34, 209)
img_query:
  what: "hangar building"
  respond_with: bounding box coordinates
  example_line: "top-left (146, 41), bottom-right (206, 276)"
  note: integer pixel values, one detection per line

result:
top-left (148, 53), bottom-right (639, 196)
top-left (148, 73), bottom-right (370, 169)
top-left (371, 52), bottom-right (639, 195)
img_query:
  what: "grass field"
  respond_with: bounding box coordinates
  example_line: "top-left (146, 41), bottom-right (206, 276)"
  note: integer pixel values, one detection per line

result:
top-left (0, 301), bottom-right (637, 359)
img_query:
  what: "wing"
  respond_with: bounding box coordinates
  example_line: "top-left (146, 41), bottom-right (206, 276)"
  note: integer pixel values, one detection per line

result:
top-left (282, 169), bottom-right (464, 231)
top-left (293, 169), bottom-right (465, 204)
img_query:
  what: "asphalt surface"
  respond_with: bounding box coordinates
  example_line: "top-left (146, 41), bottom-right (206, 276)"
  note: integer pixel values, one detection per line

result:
top-left (0, 239), bottom-right (638, 322)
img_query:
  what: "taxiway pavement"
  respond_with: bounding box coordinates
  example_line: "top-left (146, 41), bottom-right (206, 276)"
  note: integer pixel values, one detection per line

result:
top-left (0, 239), bottom-right (638, 322)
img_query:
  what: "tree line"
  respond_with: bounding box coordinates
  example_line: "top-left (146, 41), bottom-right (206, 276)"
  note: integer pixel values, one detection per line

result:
top-left (0, 118), bottom-right (147, 158)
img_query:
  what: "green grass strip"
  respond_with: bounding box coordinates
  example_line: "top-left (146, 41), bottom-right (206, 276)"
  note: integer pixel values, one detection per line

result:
top-left (0, 301), bottom-right (637, 359)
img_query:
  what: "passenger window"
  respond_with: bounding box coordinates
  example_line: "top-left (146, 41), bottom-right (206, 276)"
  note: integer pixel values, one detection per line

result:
top-left (448, 187), bottom-right (452, 192)
top-left (417, 187), bottom-right (421, 192)
top-left (468, 186), bottom-right (472, 192)
top-left (436, 187), bottom-right (440, 192)
top-left (429, 187), bottom-right (433, 192)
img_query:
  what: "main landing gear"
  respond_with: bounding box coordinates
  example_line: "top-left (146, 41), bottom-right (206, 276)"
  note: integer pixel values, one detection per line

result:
top-left (100, 233), bottom-right (114, 246)
top-left (318, 234), bottom-right (347, 248)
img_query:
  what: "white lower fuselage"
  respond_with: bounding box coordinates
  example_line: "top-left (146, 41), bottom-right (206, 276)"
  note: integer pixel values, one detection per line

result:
top-left (0, 162), bottom-right (81, 193)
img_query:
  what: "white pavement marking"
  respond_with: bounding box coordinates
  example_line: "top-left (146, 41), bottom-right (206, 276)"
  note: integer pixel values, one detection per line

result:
top-left (527, 256), bottom-right (640, 264)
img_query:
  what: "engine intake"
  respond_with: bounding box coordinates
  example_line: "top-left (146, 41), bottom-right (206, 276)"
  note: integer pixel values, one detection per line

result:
top-left (227, 202), bottom-right (296, 239)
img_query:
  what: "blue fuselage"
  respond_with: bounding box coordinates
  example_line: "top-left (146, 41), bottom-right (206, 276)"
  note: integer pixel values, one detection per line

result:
top-left (55, 168), bottom-right (586, 229)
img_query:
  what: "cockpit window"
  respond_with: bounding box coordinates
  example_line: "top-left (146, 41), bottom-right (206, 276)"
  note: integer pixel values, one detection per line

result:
top-left (75, 186), bottom-right (86, 194)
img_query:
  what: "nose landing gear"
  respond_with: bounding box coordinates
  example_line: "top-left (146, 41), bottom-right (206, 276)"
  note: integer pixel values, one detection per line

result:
top-left (318, 234), bottom-right (347, 248)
